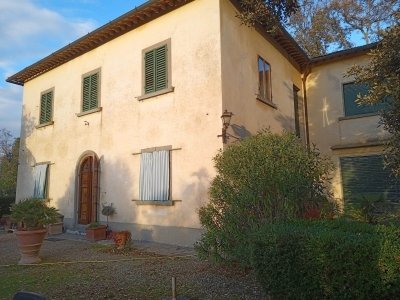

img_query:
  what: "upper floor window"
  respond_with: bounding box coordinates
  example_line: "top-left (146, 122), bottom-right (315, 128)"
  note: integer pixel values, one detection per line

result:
top-left (257, 56), bottom-right (272, 103)
top-left (140, 39), bottom-right (173, 99)
top-left (40, 89), bottom-right (53, 124)
top-left (82, 70), bottom-right (100, 112)
top-left (343, 82), bottom-right (385, 117)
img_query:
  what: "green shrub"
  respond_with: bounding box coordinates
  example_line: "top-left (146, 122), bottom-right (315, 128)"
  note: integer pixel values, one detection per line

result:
top-left (196, 130), bottom-right (334, 264)
top-left (0, 196), bottom-right (15, 216)
top-left (11, 198), bottom-right (59, 229)
top-left (251, 219), bottom-right (400, 299)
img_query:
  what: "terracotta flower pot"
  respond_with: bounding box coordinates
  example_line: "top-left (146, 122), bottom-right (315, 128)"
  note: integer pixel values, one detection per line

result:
top-left (113, 230), bottom-right (131, 250)
top-left (85, 225), bottom-right (107, 242)
top-left (15, 228), bottom-right (47, 264)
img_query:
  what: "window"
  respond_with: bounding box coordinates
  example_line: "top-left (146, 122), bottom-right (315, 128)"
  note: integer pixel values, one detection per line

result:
top-left (33, 163), bottom-right (49, 199)
top-left (340, 155), bottom-right (400, 203)
top-left (139, 150), bottom-right (170, 201)
top-left (82, 71), bottom-right (100, 112)
top-left (40, 90), bottom-right (53, 124)
top-left (258, 56), bottom-right (272, 102)
top-left (343, 82), bottom-right (386, 117)
top-left (140, 40), bottom-right (173, 99)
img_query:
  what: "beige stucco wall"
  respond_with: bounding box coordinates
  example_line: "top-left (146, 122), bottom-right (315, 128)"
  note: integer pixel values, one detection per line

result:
top-left (307, 55), bottom-right (388, 202)
top-left (219, 0), bottom-right (304, 139)
top-left (16, 0), bottom-right (223, 246)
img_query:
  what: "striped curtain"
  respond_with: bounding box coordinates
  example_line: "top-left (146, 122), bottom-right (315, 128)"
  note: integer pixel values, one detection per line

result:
top-left (139, 150), bottom-right (170, 201)
top-left (33, 164), bottom-right (48, 198)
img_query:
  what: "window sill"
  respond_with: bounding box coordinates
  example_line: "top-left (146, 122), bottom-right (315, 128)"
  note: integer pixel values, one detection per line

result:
top-left (137, 86), bottom-right (174, 101)
top-left (338, 112), bottom-right (379, 121)
top-left (76, 107), bottom-right (102, 117)
top-left (256, 97), bottom-right (277, 109)
top-left (35, 121), bottom-right (54, 129)
top-left (132, 200), bottom-right (181, 206)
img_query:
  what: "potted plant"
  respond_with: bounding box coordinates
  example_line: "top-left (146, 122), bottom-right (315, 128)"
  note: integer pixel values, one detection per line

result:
top-left (11, 198), bottom-right (59, 264)
top-left (101, 203), bottom-right (115, 238)
top-left (85, 222), bottom-right (107, 242)
top-left (113, 230), bottom-right (131, 250)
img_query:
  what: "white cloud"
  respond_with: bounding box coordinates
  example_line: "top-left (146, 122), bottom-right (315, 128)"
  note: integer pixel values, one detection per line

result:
top-left (0, 85), bottom-right (23, 137)
top-left (0, 0), bottom-right (98, 136)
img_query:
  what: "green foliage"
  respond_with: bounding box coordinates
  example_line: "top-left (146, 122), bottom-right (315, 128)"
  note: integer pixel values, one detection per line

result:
top-left (0, 132), bottom-right (19, 197)
top-left (345, 195), bottom-right (400, 225)
top-left (87, 222), bottom-right (104, 228)
top-left (237, 0), bottom-right (299, 30)
top-left (251, 219), bottom-right (400, 299)
top-left (0, 196), bottom-right (15, 216)
top-left (347, 19), bottom-right (400, 176)
top-left (196, 130), bottom-right (333, 264)
top-left (10, 198), bottom-right (59, 230)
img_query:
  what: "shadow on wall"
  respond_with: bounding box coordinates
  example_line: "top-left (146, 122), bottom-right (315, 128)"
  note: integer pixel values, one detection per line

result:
top-left (231, 124), bottom-right (251, 139)
top-left (51, 155), bottom-right (134, 230)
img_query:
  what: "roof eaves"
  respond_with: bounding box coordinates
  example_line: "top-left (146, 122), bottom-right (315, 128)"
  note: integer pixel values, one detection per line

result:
top-left (310, 42), bottom-right (378, 67)
top-left (6, 0), bottom-right (192, 86)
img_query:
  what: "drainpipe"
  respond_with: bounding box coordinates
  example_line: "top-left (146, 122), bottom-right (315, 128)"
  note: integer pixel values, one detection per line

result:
top-left (302, 64), bottom-right (311, 149)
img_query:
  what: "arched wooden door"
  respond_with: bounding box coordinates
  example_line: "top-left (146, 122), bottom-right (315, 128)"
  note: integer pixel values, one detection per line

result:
top-left (77, 155), bottom-right (99, 225)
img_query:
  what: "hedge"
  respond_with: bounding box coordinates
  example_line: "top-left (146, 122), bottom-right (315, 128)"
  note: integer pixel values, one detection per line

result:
top-left (251, 219), bottom-right (400, 299)
top-left (0, 196), bottom-right (15, 217)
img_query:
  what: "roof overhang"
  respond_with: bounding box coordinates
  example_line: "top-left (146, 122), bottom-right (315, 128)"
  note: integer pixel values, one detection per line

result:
top-left (7, 0), bottom-right (193, 86)
top-left (310, 43), bottom-right (377, 67)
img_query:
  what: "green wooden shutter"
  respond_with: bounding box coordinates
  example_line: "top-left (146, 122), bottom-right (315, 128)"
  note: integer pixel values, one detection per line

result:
top-left (155, 45), bottom-right (167, 91)
top-left (340, 155), bottom-right (400, 203)
top-left (82, 73), bottom-right (99, 111)
top-left (89, 73), bottom-right (98, 109)
top-left (40, 91), bottom-right (53, 124)
top-left (343, 83), bottom-right (386, 116)
top-left (144, 50), bottom-right (155, 94)
top-left (144, 44), bottom-right (167, 94)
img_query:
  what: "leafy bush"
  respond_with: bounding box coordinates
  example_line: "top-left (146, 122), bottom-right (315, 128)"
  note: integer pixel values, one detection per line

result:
top-left (11, 198), bottom-right (59, 230)
top-left (251, 219), bottom-right (400, 299)
top-left (0, 196), bottom-right (15, 216)
top-left (345, 195), bottom-right (400, 225)
top-left (196, 130), bottom-right (334, 264)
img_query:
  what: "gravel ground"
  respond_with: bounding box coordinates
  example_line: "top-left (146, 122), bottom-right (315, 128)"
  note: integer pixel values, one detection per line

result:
top-left (0, 232), bottom-right (266, 299)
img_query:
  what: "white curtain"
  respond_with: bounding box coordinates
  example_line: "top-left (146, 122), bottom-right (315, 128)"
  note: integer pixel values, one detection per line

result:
top-left (139, 150), bottom-right (169, 201)
top-left (33, 164), bottom-right (48, 198)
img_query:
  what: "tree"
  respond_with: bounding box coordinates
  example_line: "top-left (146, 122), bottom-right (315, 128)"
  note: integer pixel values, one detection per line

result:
top-left (196, 130), bottom-right (333, 264)
top-left (0, 129), bottom-right (19, 196)
top-left (0, 129), bottom-right (14, 161)
top-left (238, 0), bottom-right (399, 57)
top-left (329, 0), bottom-right (399, 45)
top-left (237, 0), bottom-right (299, 30)
top-left (288, 0), bottom-right (351, 57)
top-left (347, 18), bottom-right (400, 176)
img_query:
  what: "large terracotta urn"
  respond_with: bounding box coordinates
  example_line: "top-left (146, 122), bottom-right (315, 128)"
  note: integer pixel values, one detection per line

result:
top-left (15, 228), bottom-right (47, 264)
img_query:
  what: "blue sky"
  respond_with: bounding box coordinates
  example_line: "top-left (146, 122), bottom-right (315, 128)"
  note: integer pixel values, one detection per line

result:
top-left (0, 0), bottom-right (146, 137)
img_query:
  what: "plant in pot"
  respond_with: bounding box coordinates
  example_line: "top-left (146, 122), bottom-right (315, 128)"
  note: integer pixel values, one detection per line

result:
top-left (85, 222), bottom-right (107, 242)
top-left (101, 203), bottom-right (116, 238)
top-left (10, 198), bottom-right (59, 264)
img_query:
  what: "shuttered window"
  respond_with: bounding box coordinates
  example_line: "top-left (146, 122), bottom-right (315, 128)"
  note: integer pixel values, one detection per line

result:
top-left (340, 155), bottom-right (400, 203)
top-left (144, 44), bottom-right (168, 94)
top-left (82, 72), bottom-right (99, 112)
top-left (343, 82), bottom-right (386, 117)
top-left (40, 91), bottom-right (53, 124)
top-left (139, 150), bottom-right (170, 201)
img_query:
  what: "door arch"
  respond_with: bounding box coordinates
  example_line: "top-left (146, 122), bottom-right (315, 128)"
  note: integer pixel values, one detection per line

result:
top-left (77, 152), bottom-right (100, 225)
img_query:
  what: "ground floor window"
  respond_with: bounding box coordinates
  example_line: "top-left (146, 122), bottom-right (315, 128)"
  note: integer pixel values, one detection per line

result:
top-left (33, 163), bottom-right (49, 199)
top-left (340, 154), bottom-right (400, 203)
top-left (139, 150), bottom-right (170, 201)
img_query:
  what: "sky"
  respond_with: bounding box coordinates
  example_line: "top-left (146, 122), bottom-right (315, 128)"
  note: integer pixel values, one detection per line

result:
top-left (0, 0), bottom-right (147, 137)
